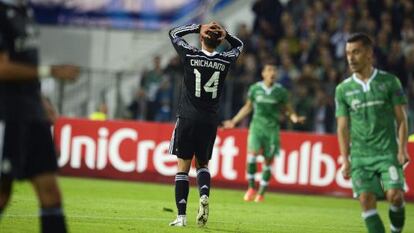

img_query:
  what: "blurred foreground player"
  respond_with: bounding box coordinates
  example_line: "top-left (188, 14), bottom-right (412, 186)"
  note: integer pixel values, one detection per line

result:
top-left (168, 22), bottom-right (243, 227)
top-left (0, 1), bottom-right (79, 232)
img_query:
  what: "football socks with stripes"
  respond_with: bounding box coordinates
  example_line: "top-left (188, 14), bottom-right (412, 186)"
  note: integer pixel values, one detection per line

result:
top-left (362, 209), bottom-right (385, 233)
top-left (247, 155), bottom-right (257, 189)
top-left (389, 203), bottom-right (405, 233)
top-left (175, 172), bottom-right (189, 215)
top-left (258, 165), bottom-right (271, 195)
top-left (197, 168), bottom-right (210, 197)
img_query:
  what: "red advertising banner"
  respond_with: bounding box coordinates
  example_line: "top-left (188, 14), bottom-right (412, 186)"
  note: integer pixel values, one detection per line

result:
top-left (54, 118), bottom-right (414, 200)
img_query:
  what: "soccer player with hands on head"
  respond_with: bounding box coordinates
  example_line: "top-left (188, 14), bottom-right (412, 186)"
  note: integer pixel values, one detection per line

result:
top-left (168, 21), bottom-right (243, 227)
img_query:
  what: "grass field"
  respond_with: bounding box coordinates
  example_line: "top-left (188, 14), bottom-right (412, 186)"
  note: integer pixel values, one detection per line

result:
top-left (0, 177), bottom-right (413, 233)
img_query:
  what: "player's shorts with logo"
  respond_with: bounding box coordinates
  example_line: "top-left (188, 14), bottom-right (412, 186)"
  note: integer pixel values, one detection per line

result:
top-left (351, 155), bottom-right (405, 198)
top-left (0, 120), bottom-right (58, 180)
top-left (169, 117), bottom-right (217, 165)
top-left (248, 127), bottom-right (280, 158)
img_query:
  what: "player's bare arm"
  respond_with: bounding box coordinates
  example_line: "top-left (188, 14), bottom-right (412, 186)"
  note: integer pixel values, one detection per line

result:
top-left (223, 100), bottom-right (253, 129)
top-left (394, 104), bottom-right (410, 165)
top-left (283, 103), bottom-right (306, 124)
top-left (337, 116), bottom-right (350, 179)
top-left (0, 52), bottom-right (79, 81)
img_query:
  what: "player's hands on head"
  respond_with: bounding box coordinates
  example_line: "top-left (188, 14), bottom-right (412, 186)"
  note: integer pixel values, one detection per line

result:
top-left (51, 65), bottom-right (80, 81)
top-left (201, 22), bottom-right (226, 41)
top-left (222, 120), bottom-right (235, 129)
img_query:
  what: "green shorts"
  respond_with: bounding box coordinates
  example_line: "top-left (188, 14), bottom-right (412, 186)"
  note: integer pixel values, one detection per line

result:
top-left (248, 128), bottom-right (280, 158)
top-left (351, 156), bottom-right (405, 199)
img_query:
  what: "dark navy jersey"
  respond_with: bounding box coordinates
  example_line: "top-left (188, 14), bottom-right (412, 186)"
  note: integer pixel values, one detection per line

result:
top-left (169, 24), bottom-right (243, 123)
top-left (0, 1), bottom-right (45, 121)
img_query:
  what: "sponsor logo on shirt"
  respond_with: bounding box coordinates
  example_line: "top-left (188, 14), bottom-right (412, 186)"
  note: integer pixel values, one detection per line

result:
top-left (351, 99), bottom-right (384, 111)
top-left (345, 90), bottom-right (361, 96)
top-left (256, 95), bottom-right (277, 104)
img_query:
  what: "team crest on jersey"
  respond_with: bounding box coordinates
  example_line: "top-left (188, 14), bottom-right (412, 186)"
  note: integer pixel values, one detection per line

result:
top-left (351, 99), bottom-right (361, 111)
top-left (378, 84), bottom-right (386, 91)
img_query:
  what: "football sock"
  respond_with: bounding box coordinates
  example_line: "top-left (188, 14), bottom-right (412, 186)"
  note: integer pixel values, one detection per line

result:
top-left (247, 155), bottom-right (257, 189)
top-left (40, 205), bottom-right (67, 233)
top-left (258, 165), bottom-right (271, 195)
top-left (389, 203), bottom-right (405, 233)
top-left (175, 172), bottom-right (189, 215)
top-left (197, 168), bottom-right (210, 197)
top-left (362, 209), bottom-right (385, 233)
top-left (0, 207), bottom-right (3, 220)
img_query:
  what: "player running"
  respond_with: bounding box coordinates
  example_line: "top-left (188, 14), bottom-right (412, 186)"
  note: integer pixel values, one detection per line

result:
top-left (336, 33), bottom-right (410, 233)
top-left (223, 62), bottom-right (305, 202)
top-left (168, 22), bottom-right (243, 227)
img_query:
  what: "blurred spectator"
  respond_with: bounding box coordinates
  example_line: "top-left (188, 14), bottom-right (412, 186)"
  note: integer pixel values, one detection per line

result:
top-left (140, 55), bottom-right (164, 120)
top-left (387, 39), bottom-right (407, 87)
top-left (277, 55), bottom-right (300, 89)
top-left (313, 89), bottom-right (335, 134)
top-left (292, 84), bottom-right (314, 131)
top-left (252, 0), bottom-right (284, 42)
top-left (89, 103), bottom-right (108, 121)
top-left (127, 89), bottom-right (146, 120)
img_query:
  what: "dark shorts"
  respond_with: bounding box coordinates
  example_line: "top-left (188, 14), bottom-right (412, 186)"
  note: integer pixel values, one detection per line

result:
top-left (169, 117), bottom-right (217, 165)
top-left (0, 120), bottom-right (58, 180)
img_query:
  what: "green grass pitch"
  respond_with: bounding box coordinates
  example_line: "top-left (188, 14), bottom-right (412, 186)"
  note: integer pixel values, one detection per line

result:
top-left (1, 177), bottom-right (413, 233)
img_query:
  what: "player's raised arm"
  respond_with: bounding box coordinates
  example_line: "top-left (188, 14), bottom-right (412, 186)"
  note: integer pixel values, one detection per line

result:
top-left (222, 30), bottom-right (243, 61)
top-left (168, 24), bottom-right (200, 55)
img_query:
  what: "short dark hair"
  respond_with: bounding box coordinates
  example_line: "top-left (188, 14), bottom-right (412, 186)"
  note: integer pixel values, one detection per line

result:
top-left (262, 60), bottom-right (277, 69)
top-left (346, 33), bottom-right (374, 48)
top-left (203, 31), bottom-right (221, 49)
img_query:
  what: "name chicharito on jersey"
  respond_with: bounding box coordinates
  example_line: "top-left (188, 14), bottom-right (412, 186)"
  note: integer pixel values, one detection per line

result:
top-left (190, 59), bottom-right (226, 71)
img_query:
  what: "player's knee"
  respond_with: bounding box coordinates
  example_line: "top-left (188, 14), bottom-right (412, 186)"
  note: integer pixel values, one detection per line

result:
top-left (387, 190), bottom-right (404, 206)
top-left (359, 193), bottom-right (376, 209)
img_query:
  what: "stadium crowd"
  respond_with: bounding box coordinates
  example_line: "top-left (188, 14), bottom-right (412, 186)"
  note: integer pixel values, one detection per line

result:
top-left (126, 0), bottom-right (414, 134)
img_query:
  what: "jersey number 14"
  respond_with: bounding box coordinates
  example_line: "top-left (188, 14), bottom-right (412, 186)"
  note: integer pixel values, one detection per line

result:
top-left (194, 69), bottom-right (219, 99)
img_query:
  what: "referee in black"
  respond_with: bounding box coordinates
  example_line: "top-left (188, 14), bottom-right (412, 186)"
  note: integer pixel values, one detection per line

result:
top-left (168, 22), bottom-right (243, 227)
top-left (0, 1), bottom-right (79, 232)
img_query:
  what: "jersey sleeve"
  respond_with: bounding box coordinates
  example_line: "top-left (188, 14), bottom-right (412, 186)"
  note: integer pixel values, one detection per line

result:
top-left (221, 32), bottom-right (243, 63)
top-left (335, 85), bottom-right (349, 117)
top-left (168, 24), bottom-right (200, 57)
top-left (389, 76), bottom-right (407, 106)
